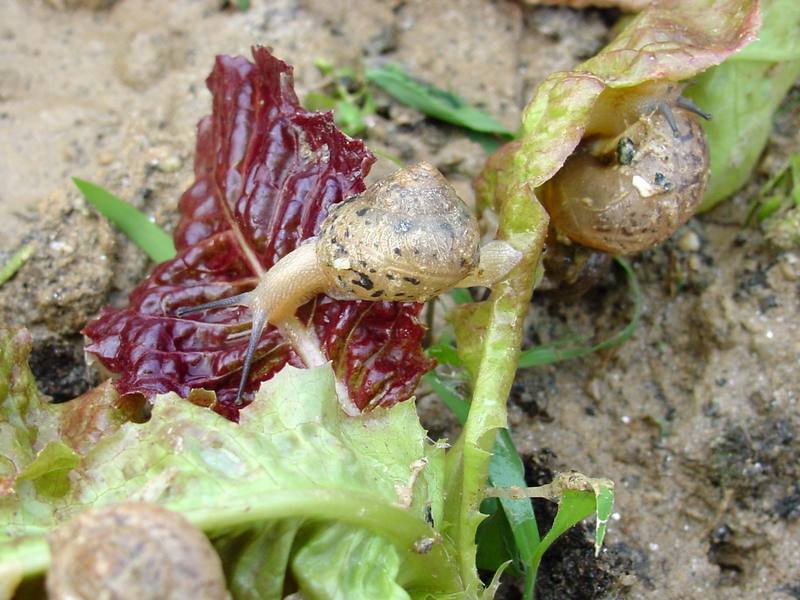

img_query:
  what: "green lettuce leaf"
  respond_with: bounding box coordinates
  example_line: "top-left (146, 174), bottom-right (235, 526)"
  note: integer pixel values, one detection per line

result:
top-left (292, 523), bottom-right (409, 600)
top-left (214, 519), bottom-right (303, 600)
top-left (0, 330), bottom-right (459, 598)
top-left (686, 0), bottom-right (800, 210)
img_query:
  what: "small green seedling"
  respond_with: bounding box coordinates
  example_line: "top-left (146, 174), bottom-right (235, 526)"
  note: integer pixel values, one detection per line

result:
top-left (746, 153), bottom-right (800, 249)
top-left (305, 59), bottom-right (377, 137)
top-left (73, 178), bottom-right (176, 263)
top-left (0, 244), bottom-right (34, 287)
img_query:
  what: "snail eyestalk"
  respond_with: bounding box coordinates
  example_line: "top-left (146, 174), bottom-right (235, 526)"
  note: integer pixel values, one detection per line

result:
top-left (177, 162), bottom-right (522, 408)
top-left (676, 96), bottom-right (712, 121)
top-left (175, 291), bottom-right (252, 317)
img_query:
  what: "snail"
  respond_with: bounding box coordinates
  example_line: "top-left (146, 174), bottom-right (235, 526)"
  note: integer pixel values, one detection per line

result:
top-left (46, 502), bottom-right (229, 600)
top-left (177, 162), bottom-right (522, 405)
top-left (539, 82), bottom-right (711, 255)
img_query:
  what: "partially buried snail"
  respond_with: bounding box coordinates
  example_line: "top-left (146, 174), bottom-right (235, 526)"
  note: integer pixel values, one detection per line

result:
top-left (47, 502), bottom-right (229, 600)
top-left (178, 162), bottom-right (521, 405)
top-left (539, 82), bottom-right (711, 256)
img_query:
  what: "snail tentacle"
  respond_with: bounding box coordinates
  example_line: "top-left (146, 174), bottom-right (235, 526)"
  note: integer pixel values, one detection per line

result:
top-left (235, 308), bottom-right (268, 405)
top-left (657, 101), bottom-right (681, 137)
top-left (175, 291), bottom-right (253, 317)
top-left (676, 96), bottom-right (712, 120)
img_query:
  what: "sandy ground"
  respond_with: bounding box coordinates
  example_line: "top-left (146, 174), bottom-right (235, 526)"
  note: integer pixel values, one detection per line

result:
top-left (1, 1), bottom-right (798, 598)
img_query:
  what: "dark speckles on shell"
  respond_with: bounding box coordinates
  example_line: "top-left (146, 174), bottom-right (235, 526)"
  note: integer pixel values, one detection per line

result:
top-left (351, 271), bottom-right (374, 290)
top-left (316, 162), bottom-right (481, 302)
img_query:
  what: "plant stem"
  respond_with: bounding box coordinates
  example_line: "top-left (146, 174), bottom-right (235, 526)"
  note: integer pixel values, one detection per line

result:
top-left (449, 166), bottom-right (549, 590)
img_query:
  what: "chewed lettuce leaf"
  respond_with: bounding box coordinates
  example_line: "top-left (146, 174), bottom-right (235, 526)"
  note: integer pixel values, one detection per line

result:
top-left (0, 330), bottom-right (458, 597)
top-left (0, 330), bottom-right (126, 499)
top-left (514, 0), bottom-right (760, 191)
top-left (83, 47), bottom-right (433, 419)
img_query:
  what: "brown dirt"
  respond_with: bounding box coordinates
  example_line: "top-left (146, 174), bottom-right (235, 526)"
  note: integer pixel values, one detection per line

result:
top-left (1, 1), bottom-right (798, 598)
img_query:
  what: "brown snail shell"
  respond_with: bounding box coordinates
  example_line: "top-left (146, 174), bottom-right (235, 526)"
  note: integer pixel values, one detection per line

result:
top-left (317, 161), bottom-right (481, 302)
top-left (539, 97), bottom-right (709, 255)
top-left (46, 502), bottom-right (229, 600)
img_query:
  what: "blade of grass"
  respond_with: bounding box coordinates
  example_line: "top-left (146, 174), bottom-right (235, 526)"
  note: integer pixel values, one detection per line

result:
top-left (518, 257), bottom-right (641, 368)
top-left (73, 178), bottom-right (176, 263)
top-left (366, 65), bottom-right (516, 138)
top-left (0, 244), bottom-right (34, 287)
top-left (426, 342), bottom-right (462, 367)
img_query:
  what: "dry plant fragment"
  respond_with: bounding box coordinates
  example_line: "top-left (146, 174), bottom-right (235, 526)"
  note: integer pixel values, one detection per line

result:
top-left (46, 502), bottom-right (229, 600)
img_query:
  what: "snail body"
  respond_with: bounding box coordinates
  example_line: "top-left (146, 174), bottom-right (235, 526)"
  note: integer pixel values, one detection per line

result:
top-left (539, 83), bottom-right (710, 255)
top-left (179, 162), bottom-right (521, 405)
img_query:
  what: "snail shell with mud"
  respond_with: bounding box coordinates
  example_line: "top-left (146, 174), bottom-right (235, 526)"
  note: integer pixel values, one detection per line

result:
top-left (539, 83), bottom-right (710, 255)
top-left (178, 162), bottom-right (521, 405)
top-left (46, 502), bottom-right (229, 600)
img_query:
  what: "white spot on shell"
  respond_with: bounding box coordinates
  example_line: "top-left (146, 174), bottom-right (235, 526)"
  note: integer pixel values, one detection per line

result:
top-left (631, 174), bottom-right (660, 198)
top-left (332, 257), bottom-right (351, 270)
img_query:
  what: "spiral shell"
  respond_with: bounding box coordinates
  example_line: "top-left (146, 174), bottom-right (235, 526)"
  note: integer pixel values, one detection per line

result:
top-left (540, 101), bottom-right (709, 255)
top-left (317, 162), bottom-right (480, 302)
top-left (46, 502), bottom-right (229, 600)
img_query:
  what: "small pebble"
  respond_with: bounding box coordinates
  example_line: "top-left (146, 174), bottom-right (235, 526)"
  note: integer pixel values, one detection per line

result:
top-left (778, 254), bottom-right (799, 281)
top-left (157, 155), bottom-right (182, 173)
top-left (677, 230), bottom-right (701, 253)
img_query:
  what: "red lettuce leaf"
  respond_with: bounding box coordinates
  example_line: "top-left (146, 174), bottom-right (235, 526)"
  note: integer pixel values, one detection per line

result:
top-left (83, 47), bottom-right (433, 419)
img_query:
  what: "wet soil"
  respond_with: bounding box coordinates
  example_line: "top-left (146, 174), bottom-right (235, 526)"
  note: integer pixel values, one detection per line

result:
top-left (1, 1), bottom-right (798, 598)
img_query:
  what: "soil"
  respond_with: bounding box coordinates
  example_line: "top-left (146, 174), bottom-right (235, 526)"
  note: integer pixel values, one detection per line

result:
top-left (1, 1), bottom-right (798, 599)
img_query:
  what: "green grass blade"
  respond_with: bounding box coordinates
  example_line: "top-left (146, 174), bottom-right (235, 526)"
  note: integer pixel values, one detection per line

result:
top-left (593, 482), bottom-right (614, 556)
top-left (424, 372), bottom-right (469, 424)
top-left (73, 178), bottom-right (177, 263)
top-left (490, 429), bottom-right (540, 599)
top-left (426, 342), bottom-right (463, 367)
top-left (518, 257), bottom-right (641, 368)
top-left (0, 244), bottom-right (34, 287)
top-left (366, 65), bottom-right (515, 137)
